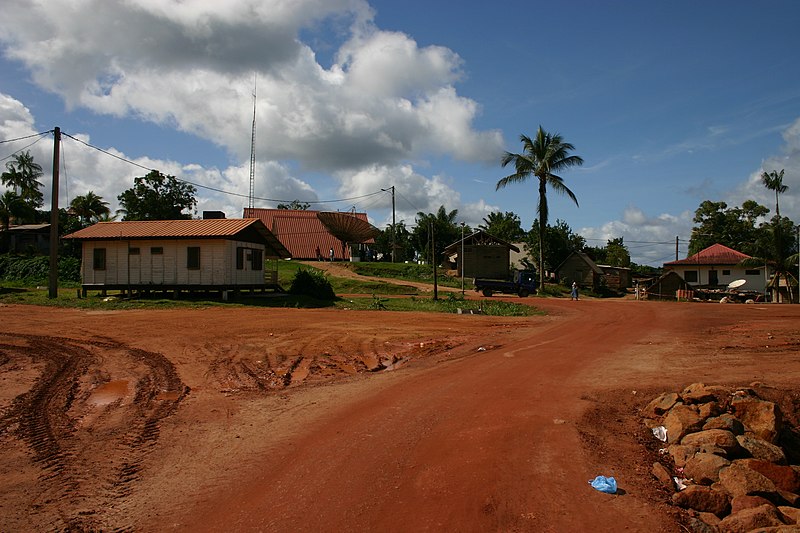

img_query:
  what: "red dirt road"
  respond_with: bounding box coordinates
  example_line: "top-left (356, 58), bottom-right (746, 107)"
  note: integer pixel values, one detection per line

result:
top-left (1, 298), bottom-right (799, 532)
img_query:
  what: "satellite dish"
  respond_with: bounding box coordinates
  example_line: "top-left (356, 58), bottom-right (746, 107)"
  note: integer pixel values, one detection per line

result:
top-left (728, 279), bottom-right (746, 289)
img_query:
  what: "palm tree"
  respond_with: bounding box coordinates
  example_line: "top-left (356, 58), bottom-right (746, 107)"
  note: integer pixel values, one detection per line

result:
top-left (1, 151), bottom-right (44, 208)
top-left (70, 191), bottom-right (111, 225)
top-left (496, 126), bottom-right (584, 287)
top-left (761, 169), bottom-right (787, 217)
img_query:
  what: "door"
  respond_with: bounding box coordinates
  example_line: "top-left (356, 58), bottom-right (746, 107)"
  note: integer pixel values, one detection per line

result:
top-left (708, 270), bottom-right (718, 287)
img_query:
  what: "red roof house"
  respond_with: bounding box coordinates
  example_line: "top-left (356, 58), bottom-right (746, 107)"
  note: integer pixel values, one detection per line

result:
top-left (243, 208), bottom-right (376, 261)
top-left (663, 243), bottom-right (765, 289)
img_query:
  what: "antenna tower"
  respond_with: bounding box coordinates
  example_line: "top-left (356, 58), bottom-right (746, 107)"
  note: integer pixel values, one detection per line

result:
top-left (248, 75), bottom-right (257, 210)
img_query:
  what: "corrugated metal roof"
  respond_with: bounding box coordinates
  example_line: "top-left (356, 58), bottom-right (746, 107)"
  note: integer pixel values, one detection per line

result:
top-left (63, 219), bottom-right (291, 258)
top-left (64, 219), bottom-right (260, 239)
top-left (664, 243), bottom-right (751, 266)
top-left (244, 208), bottom-right (375, 260)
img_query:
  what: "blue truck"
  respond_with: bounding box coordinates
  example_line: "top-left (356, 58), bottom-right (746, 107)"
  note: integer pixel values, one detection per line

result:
top-left (473, 270), bottom-right (538, 297)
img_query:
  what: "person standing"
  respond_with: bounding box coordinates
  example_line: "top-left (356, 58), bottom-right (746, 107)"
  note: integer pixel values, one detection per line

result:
top-left (329, 247), bottom-right (335, 262)
top-left (571, 281), bottom-right (579, 300)
top-left (315, 246), bottom-right (322, 261)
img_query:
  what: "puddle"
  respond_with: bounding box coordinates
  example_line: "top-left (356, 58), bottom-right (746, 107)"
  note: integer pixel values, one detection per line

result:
top-left (88, 380), bottom-right (129, 406)
top-left (156, 390), bottom-right (181, 401)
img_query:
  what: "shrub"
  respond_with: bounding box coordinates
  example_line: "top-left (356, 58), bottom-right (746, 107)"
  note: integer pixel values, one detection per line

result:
top-left (288, 268), bottom-right (335, 300)
top-left (0, 254), bottom-right (81, 283)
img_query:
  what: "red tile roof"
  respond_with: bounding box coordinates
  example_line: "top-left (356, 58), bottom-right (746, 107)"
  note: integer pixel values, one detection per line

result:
top-left (244, 208), bottom-right (375, 260)
top-left (664, 243), bottom-right (751, 266)
top-left (64, 219), bottom-right (291, 258)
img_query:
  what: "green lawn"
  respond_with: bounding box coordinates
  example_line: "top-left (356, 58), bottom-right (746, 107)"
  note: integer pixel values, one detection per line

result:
top-left (0, 260), bottom-right (541, 316)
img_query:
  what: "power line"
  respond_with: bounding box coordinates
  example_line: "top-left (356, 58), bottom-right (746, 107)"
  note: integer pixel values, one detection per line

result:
top-left (60, 129), bottom-right (386, 206)
top-left (0, 132), bottom-right (51, 163)
top-left (0, 130), bottom-right (53, 144)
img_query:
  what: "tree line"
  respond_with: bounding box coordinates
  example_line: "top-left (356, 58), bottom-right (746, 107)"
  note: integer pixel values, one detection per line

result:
top-left (1, 136), bottom-right (796, 288)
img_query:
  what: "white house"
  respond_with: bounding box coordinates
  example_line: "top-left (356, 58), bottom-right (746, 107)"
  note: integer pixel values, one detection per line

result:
top-left (65, 218), bottom-right (290, 296)
top-left (663, 243), bottom-right (766, 290)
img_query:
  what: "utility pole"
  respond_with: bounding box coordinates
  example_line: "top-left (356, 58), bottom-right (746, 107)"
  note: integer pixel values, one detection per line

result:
top-left (48, 127), bottom-right (61, 299)
top-left (431, 221), bottom-right (438, 301)
top-left (382, 186), bottom-right (396, 262)
top-left (675, 236), bottom-right (679, 261)
top-left (461, 222), bottom-right (465, 295)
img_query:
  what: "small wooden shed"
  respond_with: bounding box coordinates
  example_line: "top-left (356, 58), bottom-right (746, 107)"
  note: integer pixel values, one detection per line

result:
top-left (64, 218), bottom-right (290, 296)
top-left (443, 230), bottom-right (520, 279)
top-left (645, 271), bottom-right (692, 301)
top-left (555, 252), bottom-right (604, 290)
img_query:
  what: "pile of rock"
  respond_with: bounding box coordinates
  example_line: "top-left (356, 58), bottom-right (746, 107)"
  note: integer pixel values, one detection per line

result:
top-left (643, 383), bottom-right (800, 532)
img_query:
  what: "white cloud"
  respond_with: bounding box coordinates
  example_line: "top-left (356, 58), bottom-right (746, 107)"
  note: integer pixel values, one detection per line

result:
top-left (0, 0), bottom-right (502, 176)
top-left (0, 92), bottom-right (314, 218)
top-left (729, 116), bottom-right (800, 220)
top-left (579, 205), bottom-right (693, 266)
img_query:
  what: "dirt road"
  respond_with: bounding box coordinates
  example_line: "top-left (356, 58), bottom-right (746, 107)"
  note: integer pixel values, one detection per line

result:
top-left (1, 298), bottom-right (799, 532)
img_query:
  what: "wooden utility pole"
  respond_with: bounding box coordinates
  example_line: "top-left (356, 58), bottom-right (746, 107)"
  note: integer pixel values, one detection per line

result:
top-left (431, 221), bottom-right (438, 301)
top-left (48, 127), bottom-right (60, 299)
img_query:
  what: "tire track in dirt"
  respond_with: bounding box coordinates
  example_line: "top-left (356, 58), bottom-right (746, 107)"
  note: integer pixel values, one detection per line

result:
top-left (0, 332), bottom-right (187, 532)
top-left (202, 331), bottom-right (452, 393)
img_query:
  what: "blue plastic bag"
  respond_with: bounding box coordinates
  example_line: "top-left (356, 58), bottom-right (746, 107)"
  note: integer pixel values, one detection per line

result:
top-left (589, 475), bottom-right (617, 494)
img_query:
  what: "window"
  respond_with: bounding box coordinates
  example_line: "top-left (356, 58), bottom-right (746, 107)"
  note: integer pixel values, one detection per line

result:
top-left (684, 270), bottom-right (698, 282)
top-left (151, 246), bottom-right (163, 255)
top-left (187, 247), bottom-right (201, 270)
top-left (93, 248), bottom-right (106, 270)
top-left (129, 247), bottom-right (140, 255)
top-left (722, 270), bottom-right (730, 276)
top-left (251, 248), bottom-right (263, 270)
top-left (236, 247), bottom-right (263, 270)
top-left (745, 269), bottom-right (760, 276)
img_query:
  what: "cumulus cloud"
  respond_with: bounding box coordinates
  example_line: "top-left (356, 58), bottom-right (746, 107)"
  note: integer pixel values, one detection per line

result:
top-left (0, 92), bottom-right (314, 219)
top-left (730, 116), bottom-right (800, 219)
top-left (0, 0), bottom-right (502, 196)
top-left (579, 205), bottom-right (693, 266)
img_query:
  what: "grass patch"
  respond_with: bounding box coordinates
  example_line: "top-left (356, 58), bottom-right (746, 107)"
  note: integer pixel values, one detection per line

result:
top-left (338, 261), bottom-right (464, 288)
top-left (335, 293), bottom-right (540, 316)
top-left (0, 286), bottom-right (338, 310)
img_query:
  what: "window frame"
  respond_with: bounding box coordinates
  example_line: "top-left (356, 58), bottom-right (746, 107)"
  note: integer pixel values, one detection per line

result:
top-left (93, 248), bottom-right (106, 270)
top-left (187, 246), bottom-right (201, 270)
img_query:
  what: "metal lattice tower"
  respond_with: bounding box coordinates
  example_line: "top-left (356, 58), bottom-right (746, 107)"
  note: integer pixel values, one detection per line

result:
top-left (248, 76), bottom-right (257, 210)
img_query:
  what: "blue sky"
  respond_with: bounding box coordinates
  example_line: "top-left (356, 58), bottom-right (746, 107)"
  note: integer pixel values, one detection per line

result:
top-left (1, 0), bottom-right (799, 265)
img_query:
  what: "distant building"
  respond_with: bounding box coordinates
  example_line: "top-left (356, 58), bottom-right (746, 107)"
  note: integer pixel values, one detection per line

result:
top-left (663, 243), bottom-right (765, 290)
top-left (443, 230), bottom-right (520, 279)
top-left (1, 223), bottom-right (50, 255)
top-left (244, 208), bottom-right (376, 261)
top-left (555, 252), bottom-right (605, 291)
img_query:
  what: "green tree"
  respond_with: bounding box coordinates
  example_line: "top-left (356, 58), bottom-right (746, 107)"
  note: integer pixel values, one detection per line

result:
top-left (478, 211), bottom-right (525, 242)
top-left (496, 126), bottom-right (584, 287)
top-left (740, 215), bottom-right (798, 303)
top-left (761, 169), bottom-right (787, 218)
top-left (585, 237), bottom-right (631, 267)
top-left (69, 191), bottom-right (110, 226)
top-left (689, 200), bottom-right (768, 256)
top-left (374, 221), bottom-right (413, 262)
top-left (524, 219), bottom-right (585, 273)
top-left (412, 206), bottom-right (460, 264)
top-left (1, 151), bottom-right (44, 208)
top-left (117, 170), bottom-right (197, 221)
top-left (277, 199), bottom-right (311, 210)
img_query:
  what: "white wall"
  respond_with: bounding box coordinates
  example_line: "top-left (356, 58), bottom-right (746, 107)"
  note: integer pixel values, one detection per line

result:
top-left (81, 239), bottom-right (266, 286)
